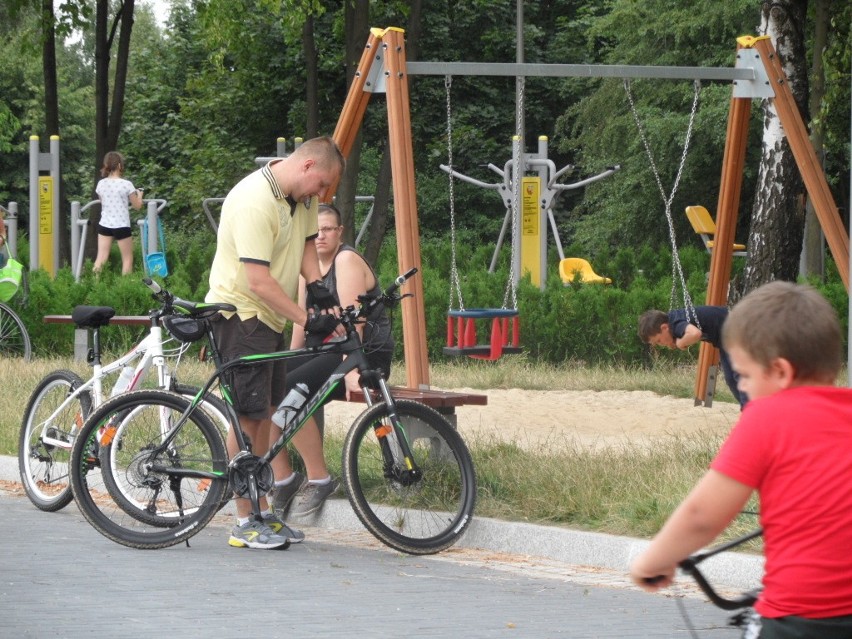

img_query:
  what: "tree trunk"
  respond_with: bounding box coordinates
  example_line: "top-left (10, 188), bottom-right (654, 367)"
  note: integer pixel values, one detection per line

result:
top-left (303, 14), bottom-right (318, 139)
top-left (800, 0), bottom-right (829, 279)
top-left (363, 146), bottom-right (391, 267)
top-left (737, 0), bottom-right (809, 298)
top-left (336, 0), bottom-right (369, 246)
top-left (88, 0), bottom-right (136, 261)
top-left (40, 0), bottom-right (70, 265)
top-left (364, 0), bottom-right (422, 265)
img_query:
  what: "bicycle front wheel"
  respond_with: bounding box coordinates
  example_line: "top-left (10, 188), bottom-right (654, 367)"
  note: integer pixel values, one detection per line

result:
top-left (19, 370), bottom-right (92, 511)
top-left (342, 399), bottom-right (476, 555)
top-left (0, 302), bottom-right (32, 360)
top-left (70, 390), bottom-right (229, 549)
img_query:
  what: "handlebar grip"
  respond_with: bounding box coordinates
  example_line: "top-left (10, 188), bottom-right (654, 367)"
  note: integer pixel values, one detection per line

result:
top-left (143, 277), bottom-right (162, 294)
top-left (384, 267), bottom-right (418, 297)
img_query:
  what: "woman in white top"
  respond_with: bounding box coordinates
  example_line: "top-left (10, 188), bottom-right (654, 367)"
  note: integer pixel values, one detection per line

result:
top-left (94, 151), bottom-right (143, 274)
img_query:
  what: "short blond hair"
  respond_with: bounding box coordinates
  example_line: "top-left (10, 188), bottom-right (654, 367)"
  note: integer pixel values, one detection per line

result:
top-left (723, 281), bottom-right (841, 383)
top-left (292, 136), bottom-right (344, 174)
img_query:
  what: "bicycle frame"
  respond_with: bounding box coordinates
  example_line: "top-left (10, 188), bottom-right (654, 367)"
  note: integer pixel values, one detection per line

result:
top-left (38, 319), bottom-right (189, 450)
top-left (142, 273), bottom-right (420, 517)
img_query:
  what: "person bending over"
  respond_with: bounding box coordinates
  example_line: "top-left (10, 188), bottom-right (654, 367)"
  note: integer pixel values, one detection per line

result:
top-left (639, 305), bottom-right (747, 408)
top-left (206, 136), bottom-right (345, 550)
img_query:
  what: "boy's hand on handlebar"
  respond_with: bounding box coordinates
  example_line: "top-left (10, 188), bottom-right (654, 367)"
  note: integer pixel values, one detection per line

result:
top-left (629, 558), bottom-right (675, 592)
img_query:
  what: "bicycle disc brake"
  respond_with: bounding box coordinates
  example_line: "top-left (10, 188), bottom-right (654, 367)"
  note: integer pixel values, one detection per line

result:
top-left (228, 452), bottom-right (274, 498)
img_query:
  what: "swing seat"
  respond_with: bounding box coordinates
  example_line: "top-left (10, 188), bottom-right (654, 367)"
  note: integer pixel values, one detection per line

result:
top-left (559, 258), bottom-right (612, 285)
top-left (443, 309), bottom-right (522, 361)
top-left (685, 206), bottom-right (747, 257)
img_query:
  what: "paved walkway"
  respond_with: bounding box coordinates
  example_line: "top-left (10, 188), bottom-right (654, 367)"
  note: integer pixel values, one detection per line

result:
top-left (1, 455), bottom-right (760, 637)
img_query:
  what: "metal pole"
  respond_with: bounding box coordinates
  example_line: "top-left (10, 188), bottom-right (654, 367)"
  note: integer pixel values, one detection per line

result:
top-left (29, 136), bottom-right (39, 271)
top-left (516, 0), bottom-right (524, 144)
top-left (71, 201), bottom-right (80, 278)
top-left (7, 202), bottom-right (17, 257)
top-left (147, 200), bottom-right (159, 256)
top-left (50, 136), bottom-right (60, 271)
top-left (536, 136), bottom-right (548, 289)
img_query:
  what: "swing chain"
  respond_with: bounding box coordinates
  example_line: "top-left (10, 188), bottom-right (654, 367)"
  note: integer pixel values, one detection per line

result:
top-left (624, 78), bottom-right (702, 327)
top-left (445, 75), bottom-right (466, 312)
top-left (502, 76), bottom-right (524, 311)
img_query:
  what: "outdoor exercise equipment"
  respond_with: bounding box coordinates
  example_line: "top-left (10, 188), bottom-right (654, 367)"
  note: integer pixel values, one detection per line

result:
top-left (0, 202), bottom-right (20, 259)
top-left (327, 27), bottom-right (849, 396)
top-left (29, 135), bottom-right (60, 276)
top-left (70, 198), bottom-right (167, 281)
top-left (439, 88), bottom-right (619, 290)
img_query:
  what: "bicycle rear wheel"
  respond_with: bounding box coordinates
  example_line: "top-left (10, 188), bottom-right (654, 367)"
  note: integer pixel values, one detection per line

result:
top-left (342, 399), bottom-right (476, 555)
top-left (19, 370), bottom-right (92, 511)
top-left (0, 302), bottom-right (32, 360)
top-left (99, 386), bottom-right (231, 527)
top-left (70, 389), bottom-right (229, 549)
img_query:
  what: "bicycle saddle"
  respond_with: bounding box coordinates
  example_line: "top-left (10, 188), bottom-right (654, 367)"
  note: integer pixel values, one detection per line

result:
top-left (71, 305), bottom-right (116, 329)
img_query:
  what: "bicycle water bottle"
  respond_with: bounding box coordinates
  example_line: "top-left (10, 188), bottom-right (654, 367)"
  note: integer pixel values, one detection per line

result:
top-left (111, 366), bottom-right (135, 397)
top-left (271, 383), bottom-right (310, 429)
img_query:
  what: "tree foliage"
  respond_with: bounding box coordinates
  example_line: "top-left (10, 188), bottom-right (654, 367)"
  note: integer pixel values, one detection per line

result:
top-left (0, 0), bottom-right (848, 295)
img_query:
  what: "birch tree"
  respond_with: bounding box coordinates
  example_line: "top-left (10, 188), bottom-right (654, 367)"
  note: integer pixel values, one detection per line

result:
top-left (736, 0), bottom-right (809, 297)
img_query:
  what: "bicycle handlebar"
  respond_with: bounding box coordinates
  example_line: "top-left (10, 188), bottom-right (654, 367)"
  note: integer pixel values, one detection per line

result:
top-left (677, 528), bottom-right (763, 611)
top-left (353, 267), bottom-right (418, 320)
top-left (142, 277), bottom-right (235, 317)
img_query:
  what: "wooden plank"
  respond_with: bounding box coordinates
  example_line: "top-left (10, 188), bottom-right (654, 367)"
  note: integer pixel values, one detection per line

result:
top-left (44, 315), bottom-right (150, 326)
top-left (344, 386), bottom-right (488, 408)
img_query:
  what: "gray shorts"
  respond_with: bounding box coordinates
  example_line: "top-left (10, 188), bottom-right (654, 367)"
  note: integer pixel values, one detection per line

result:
top-left (211, 314), bottom-right (287, 420)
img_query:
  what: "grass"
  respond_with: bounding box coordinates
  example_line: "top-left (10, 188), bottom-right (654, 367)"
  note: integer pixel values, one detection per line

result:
top-left (4, 354), bottom-right (763, 549)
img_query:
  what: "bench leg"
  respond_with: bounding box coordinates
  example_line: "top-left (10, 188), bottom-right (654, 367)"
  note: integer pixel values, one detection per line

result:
top-left (74, 328), bottom-right (89, 363)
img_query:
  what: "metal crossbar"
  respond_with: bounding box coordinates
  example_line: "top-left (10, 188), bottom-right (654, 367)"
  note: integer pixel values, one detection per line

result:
top-left (407, 61), bottom-right (753, 82)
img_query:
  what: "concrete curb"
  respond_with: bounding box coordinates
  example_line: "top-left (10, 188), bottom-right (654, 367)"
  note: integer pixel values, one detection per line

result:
top-left (3, 454), bottom-right (762, 591)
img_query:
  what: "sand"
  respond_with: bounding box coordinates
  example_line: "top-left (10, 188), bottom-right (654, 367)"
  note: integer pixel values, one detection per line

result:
top-left (323, 388), bottom-right (742, 450)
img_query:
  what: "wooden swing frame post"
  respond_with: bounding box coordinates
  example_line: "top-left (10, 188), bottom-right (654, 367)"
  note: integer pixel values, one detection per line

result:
top-left (329, 28), bottom-right (430, 389)
top-left (695, 36), bottom-right (849, 405)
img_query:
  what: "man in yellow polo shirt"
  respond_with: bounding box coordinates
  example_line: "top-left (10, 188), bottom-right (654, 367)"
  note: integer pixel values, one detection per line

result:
top-left (207, 136), bottom-right (344, 549)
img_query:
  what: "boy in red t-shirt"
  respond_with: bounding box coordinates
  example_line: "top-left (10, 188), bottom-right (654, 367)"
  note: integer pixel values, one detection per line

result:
top-left (630, 281), bottom-right (852, 637)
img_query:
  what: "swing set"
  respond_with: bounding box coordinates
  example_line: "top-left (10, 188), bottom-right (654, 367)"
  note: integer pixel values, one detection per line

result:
top-left (328, 29), bottom-right (848, 399)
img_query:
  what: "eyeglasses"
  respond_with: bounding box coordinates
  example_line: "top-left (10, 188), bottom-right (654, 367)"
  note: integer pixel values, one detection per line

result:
top-left (317, 226), bottom-right (341, 235)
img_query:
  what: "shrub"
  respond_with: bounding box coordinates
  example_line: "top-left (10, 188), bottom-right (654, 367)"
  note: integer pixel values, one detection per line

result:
top-left (16, 229), bottom-right (847, 366)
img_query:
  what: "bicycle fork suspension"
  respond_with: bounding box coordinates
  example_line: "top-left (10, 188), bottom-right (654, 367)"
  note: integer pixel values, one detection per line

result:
top-left (371, 382), bottom-right (422, 485)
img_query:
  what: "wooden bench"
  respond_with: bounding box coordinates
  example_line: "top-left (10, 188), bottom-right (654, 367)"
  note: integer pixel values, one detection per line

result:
top-left (44, 314), bottom-right (152, 362)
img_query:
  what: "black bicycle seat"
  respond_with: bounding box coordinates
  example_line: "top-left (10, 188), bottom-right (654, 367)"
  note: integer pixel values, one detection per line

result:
top-left (71, 305), bottom-right (116, 329)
